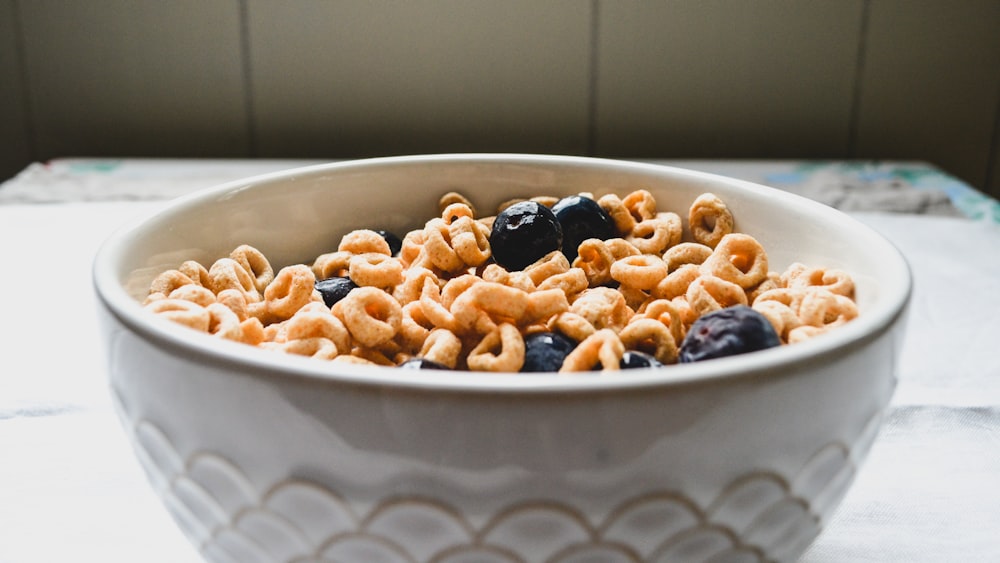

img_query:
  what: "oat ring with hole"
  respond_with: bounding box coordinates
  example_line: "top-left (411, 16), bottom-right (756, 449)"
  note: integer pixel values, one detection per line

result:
top-left (230, 244), bottom-right (274, 292)
top-left (610, 254), bottom-right (669, 291)
top-left (467, 323), bottom-right (525, 372)
top-left (619, 318), bottom-right (678, 365)
top-left (689, 192), bottom-right (735, 248)
top-left (560, 329), bottom-right (625, 372)
top-left (686, 274), bottom-right (748, 316)
top-left (700, 233), bottom-right (768, 289)
top-left (145, 298), bottom-right (210, 332)
top-left (337, 286), bottom-right (402, 348)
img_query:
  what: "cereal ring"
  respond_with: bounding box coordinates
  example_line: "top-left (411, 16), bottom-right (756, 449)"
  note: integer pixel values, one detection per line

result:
top-left (570, 287), bottom-right (631, 332)
top-left (689, 193), bottom-right (734, 248)
top-left (209, 258), bottom-right (261, 302)
top-left (338, 286), bottom-right (402, 348)
top-left (286, 308), bottom-right (352, 354)
top-left (330, 354), bottom-right (377, 366)
top-left (619, 318), bottom-right (678, 365)
top-left (397, 301), bottom-right (434, 351)
top-left (149, 269), bottom-right (195, 297)
top-left (393, 267), bottom-right (439, 306)
top-left (548, 312), bottom-right (596, 342)
top-left (206, 302), bottom-right (244, 341)
top-left (752, 299), bottom-right (802, 343)
top-left (784, 264), bottom-right (856, 298)
top-left (622, 189), bottom-right (658, 221)
top-left (422, 218), bottom-right (466, 273)
top-left (449, 216), bottom-right (492, 267)
top-left (560, 329), bottom-right (624, 372)
top-left (399, 229), bottom-right (428, 269)
top-left (797, 288), bottom-right (858, 328)
top-left (573, 239), bottom-right (614, 287)
top-left (417, 277), bottom-right (461, 333)
top-left (652, 264), bottom-right (701, 300)
top-left (700, 233), bottom-right (768, 289)
top-left (281, 337), bottom-right (339, 360)
top-left (215, 288), bottom-right (250, 321)
top-left (605, 238), bottom-right (641, 260)
top-left (339, 229), bottom-right (391, 256)
top-left (633, 298), bottom-right (685, 346)
top-left (610, 254), bottom-right (669, 291)
top-left (230, 245), bottom-right (274, 292)
top-left (597, 194), bottom-right (636, 235)
top-left (439, 191), bottom-right (476, 216)
top-left (238, 317), bottom-right (265, 345)
top-left (626, 213), bottom-right (682, 256)
top-left (350, 346), bottom-right (397, 366)
top-left (261, 265), bottom-right (316, 321)
top-left (419, 328), bottom-right (463, 369)
top-left (167, 284), bottom-right (216, 308)
top-left (663, 242), bottom-right (713, 271)
top-left (178, 260), bottom-right (212, 288)
top-left (522, 288), bottom-right (571, 326)
top-left (452, 282), bottom-right (530, 334)
top-left (145, 299), bottom-right (210, 332)
top-left (467, 323), bottom-right (525, 372)
top-left (349, 253), bottom-right (404, 289)
top-left (440, 274), bottom-right (482, 309)
top-left (311, 251), bottom-right (353, 280)
top-left (685, 275), bottom-right (748, 316)
top-left (536, 268), bottom-right (589, 298)
top-left (746, 271), bottom-right (782, 304)
top-left (524, 251), bottom-right (571, 286)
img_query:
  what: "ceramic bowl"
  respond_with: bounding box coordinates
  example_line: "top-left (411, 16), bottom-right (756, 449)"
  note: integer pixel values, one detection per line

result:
top-left (93, 154), bottom-right (911, 563)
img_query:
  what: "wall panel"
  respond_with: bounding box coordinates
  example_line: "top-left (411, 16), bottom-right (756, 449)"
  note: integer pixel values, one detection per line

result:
top-left (855, 0), bottom-right (1000, 191)
top-left (19, 0), bottom-right (250, 160)
top-left (247, 0), bottom-right (592, 158)
top-left (595, 0), bottom-right (865, 159)
top-left (0, 0), bottom-right (31, 181)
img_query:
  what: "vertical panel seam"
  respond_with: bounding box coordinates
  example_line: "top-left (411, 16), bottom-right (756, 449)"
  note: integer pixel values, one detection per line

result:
top-left (238, 0), bottom-right (258, 157)
top-left (847, 0), bottom-right (871, 159)
top-left (983, 77), bottom-right (1000, 194)
top-left (586, 0), bottom-right (600, 156)
top-left (10, 0), bottom-right (37, 163)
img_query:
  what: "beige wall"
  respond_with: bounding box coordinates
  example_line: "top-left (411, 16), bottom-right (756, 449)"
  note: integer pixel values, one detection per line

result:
top-left (2, 0), bottom-right (999, 198)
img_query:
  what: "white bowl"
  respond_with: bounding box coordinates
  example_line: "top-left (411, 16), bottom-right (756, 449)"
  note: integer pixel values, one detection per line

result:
top-left (93, 154), bottom-right (911, 563)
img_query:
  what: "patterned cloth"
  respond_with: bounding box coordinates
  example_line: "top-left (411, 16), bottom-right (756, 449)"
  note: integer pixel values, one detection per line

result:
top-left (2, 158), bottom-right (998, 222)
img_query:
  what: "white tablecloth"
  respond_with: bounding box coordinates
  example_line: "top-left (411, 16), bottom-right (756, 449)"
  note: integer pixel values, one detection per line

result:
top-left (1, 160), bottom-right (999, 562)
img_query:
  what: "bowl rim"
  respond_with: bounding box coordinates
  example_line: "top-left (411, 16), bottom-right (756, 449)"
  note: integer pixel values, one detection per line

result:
top-left (92, 153), bottom-right (912, 393)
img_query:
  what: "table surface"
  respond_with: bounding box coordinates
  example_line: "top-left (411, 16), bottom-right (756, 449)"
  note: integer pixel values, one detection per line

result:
top-left (1, 158), bottom-right (999, 562)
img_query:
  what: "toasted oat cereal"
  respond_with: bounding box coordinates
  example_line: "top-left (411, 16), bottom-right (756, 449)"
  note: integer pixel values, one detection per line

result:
top-left (143, 187), bottom-right (859, 372)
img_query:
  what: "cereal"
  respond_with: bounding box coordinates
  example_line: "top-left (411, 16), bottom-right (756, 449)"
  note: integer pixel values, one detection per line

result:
top-left (143, 187), bottom-right (860, 372)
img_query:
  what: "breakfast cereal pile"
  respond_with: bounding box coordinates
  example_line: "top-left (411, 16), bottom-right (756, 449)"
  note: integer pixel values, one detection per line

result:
top-left (141, 189), bottom-right (858, 372)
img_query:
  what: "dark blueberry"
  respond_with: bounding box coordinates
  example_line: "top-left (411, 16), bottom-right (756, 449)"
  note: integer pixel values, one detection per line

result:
top-left (374, 229), bottom-right (402, 256)
top-left (521, 332), bottom-right (577, 372)
top-left (490, 201), bottom-right (563, 271)
top-left (620, 350), bottom-right (664, 369)
top-left (679, 305), bottom-right (781, 363)
top-left (551, 195), bottom-right (617, 262)
top-left (314, 276), bottom-right (358, 307)
top-left (399, 358), bottom-right (450, 370)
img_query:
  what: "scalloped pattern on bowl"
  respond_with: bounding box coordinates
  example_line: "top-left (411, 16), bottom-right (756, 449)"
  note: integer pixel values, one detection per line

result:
top-left (112, 389), bottom-right (884, 563)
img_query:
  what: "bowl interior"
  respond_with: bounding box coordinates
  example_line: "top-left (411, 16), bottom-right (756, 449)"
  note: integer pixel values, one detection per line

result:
top-left (94, 154), bottom-right (911, 389)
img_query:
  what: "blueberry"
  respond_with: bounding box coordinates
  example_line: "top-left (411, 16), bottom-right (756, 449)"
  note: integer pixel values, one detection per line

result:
top-left (551, 195), bottom-right (617, 262)
top-left (373, 229), bottom-right (402, 256)
top-left (314, 276), bottom-right (358, 307)
top-left (620, 350), bottom-right (663, 369)
top-left (490, 201), bottom-right (563, 271)
top-left (522, 332), bottom-right (577, 372)
top-left (679, 305), bottom-right (781, 363)
top-left (399, 358), bottom-right (450, 370)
